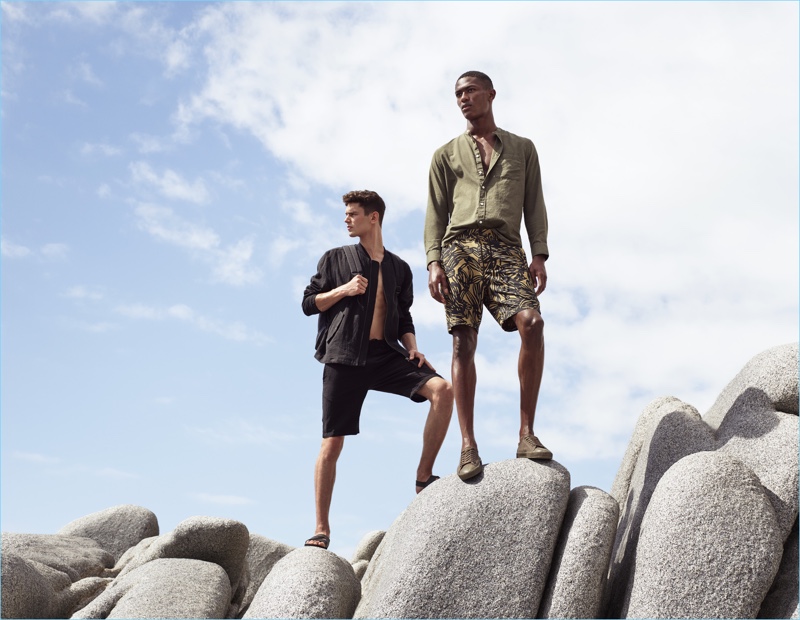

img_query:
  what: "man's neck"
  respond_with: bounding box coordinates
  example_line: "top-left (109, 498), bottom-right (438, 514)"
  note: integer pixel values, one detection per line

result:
top-left (358, 229), bottom-right (384, 261)
top-left (466, 114), bottom-right (498, 139)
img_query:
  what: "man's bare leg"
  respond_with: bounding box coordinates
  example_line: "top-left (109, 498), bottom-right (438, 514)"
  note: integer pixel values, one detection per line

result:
top-left (308, 435), bottom-right (345, 547)
top-left (514, 308), bottom-right (551, 459)
top-left (451, 326), bottom-right (483, 478)
top-left (414, 377), bottom-right (453, 492)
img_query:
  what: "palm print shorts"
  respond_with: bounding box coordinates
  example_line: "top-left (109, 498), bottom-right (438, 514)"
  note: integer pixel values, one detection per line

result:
top-left (442, 228), bottom-right (540, 333)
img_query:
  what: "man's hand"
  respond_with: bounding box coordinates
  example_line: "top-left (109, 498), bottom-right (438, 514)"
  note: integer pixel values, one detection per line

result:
top-left (427, 261), bottom-right (450, 304)
top-left (407, 349), bottom-right (435, 371)
top-left (342, 274), bottom-right (368, 296)
top-left (530, 255), bottom-right (548, 295)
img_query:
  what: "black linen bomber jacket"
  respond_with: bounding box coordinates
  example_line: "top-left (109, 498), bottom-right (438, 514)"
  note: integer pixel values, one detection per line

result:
top-left (302, 243), bottom-right (416, 366)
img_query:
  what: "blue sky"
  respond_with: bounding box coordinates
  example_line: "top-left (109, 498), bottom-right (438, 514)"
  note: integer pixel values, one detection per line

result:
top-left (2, 1), bottom-right (797, 558)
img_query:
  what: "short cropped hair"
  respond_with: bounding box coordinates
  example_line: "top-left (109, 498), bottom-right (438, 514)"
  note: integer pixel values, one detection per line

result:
top-left (342, 190), bottom-right (386, 225)
top-left (457, 70), bottom-right (494, 90)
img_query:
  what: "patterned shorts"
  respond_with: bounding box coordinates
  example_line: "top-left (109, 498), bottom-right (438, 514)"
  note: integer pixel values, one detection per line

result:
top-left (442, 228), bottom-right (540, 333)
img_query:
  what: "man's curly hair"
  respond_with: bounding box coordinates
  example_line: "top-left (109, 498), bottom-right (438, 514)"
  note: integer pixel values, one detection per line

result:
top-left (342, 190), bottom-right (386, 225)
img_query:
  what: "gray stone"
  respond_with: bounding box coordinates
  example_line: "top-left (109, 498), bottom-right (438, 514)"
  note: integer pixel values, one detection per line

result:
top-left (716, 400), bottom-right (798, 541)
top-left (705, 352), bottom-right (800, 542)
top-left (627, 451), bottom-right (783, 618)
top-left (71, 558), bottom-right (230, 619)
top-left (352, 559), bottom-right (369, 580)
top-left (1, 552), bottom-right (110, 619)
top-left (350, 530), bottom-right (385, 564)
top-left (355, 459), bottom-right (570, 619)
top-left (238, 533), bottom-right (295, 617)
top-left (2, 552), bottom-right (59, 618)
top-left (114, 515), bottom-right (250, 600)
top-left (538, 486), bottom-right (618, 619)
top-left (758, 518), bottom-right (799, 619)
top-left (2, 532), bottom-right (115, 582)
top-left (58, 504), bottom-right (159, 563)
top-left (705, 342), bottom-right (799, 427)
top-left (604, 398), bottom-right (715, 618)
top-left (243, 547), bottom-right (360, 619)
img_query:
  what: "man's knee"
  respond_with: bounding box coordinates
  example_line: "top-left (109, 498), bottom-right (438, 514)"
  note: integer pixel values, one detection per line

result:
top-left (419, 377), bottom-right (453, 409)
top-left (452, 327), bottom-right (478, 361)
top-left (319, 436), bottom-right (345, 462)
top-left (430, 377), bottom-right (454, 408)
top-left (517, 310), bottom-right (544, 342)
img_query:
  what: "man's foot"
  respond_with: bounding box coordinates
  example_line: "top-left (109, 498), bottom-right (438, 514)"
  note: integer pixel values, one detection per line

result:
top-left (415, 475), bottom-right (440, 494)
top-left (304, 534), bottom-right (330, 549)
top-left (516, 434), bottom-right (553, 460)
top-left (457, 446), bottom-right (483, 480)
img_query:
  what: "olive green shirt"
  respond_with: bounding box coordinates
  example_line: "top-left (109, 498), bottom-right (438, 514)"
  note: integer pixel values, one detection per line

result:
top-left (424, 128), bottom-right (549, 266)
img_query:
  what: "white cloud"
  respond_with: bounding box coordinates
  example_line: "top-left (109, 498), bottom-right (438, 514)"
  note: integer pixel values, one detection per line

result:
top-left (1, 239), bottom-right (69, 260)
top-left (73, 61), bottom-right (103, 87)
top-left (134, 203), bottom-right (218, 250)
top-left (115, 302), bottom-right (271, 345)
top-left (130, 133), bottom-right (171, 154)
top-left (81, 142), bottom-right (121, 157)
top-left (40, 243), bottom-right (69, 259)
top-left (78, 321), bottom-right (117, 334)
top-left (130, 161), bottom-right (210, 204)
top-left (192, 493), bottom-right (254, 506)
top-left (1, 238), bottom-right (32, 258)
top-left (1, 2), bottom-right (31, 24)
top-left (211, 237), bottom-right (261, 286)
top-left (132, 202), bottom-right (262, 285)
top-left (11, 451), bottom-right (60, 464)
top-left (61, 89), bottom-right (86, 107)
top-left (188, 418), bottom-right (295, 445)
top-left (48, 2), bottom-right (119, 25)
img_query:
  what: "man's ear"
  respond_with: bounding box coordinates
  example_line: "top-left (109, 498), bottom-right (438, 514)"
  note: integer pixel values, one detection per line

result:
top-left (370, 211), bottom-right (380, 224)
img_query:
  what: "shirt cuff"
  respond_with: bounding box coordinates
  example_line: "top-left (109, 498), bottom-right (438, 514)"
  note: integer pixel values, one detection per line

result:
top-left (425, 249), bottom-right (442, 266)
top-left (530, 241), bottom-right (549, 260)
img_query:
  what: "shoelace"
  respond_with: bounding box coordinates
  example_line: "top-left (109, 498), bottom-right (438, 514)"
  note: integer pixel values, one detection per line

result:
top-left (460, 447), bottom-right (479, 465)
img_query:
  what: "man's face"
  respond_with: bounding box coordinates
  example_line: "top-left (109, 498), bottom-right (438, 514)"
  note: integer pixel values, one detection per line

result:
top-left (455, 76), bottom-right (495, 121)
top-left (344, 203), bottom-right (374, 237)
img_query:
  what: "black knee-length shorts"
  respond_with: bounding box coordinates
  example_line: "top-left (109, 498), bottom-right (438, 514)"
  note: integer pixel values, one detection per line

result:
top-left (321, 339), bottom-right (440, 437)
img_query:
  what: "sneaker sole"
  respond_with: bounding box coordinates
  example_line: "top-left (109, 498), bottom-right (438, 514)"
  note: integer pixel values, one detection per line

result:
top-left (516, 450), bottom-right (553, 460)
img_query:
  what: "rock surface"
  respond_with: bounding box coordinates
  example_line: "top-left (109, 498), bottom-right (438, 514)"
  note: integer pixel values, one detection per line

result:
top-left (355, 459), bottom-right (571, 618)
top-left (72, 558), bottom-right (231, 619)
top-left (2, 342), bottom-right (797, 619)
top-left (605, 341), bottom-right (798, 618)
top-left (57, 505), bottom-right (159, 563)
top-left (627, 451), bottom-right (783, 618)
top-left (243, 548), bottom-right (361, 619)
top-left (538, 486), bottom-right (618, 619)
top-left (238, 534), bottom-right (295, 616)
top-left (758, 519), bottom-right (799, 619)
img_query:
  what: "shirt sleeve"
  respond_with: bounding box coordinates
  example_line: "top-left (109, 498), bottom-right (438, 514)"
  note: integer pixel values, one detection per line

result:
top-left (523, 141), bottom-right (549, 259)
top-left (397, 259), bottom-right (416, 337)
top-left (302, 251), bottom-right (333, 316)
top-left (424, 151), bottom-right (450, 266)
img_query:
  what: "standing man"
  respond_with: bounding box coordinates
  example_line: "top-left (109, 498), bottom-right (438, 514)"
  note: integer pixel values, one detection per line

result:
top-left (303, 190), bottom-right (453, 549)
top-left (425, 71), bottom-right (551, 482)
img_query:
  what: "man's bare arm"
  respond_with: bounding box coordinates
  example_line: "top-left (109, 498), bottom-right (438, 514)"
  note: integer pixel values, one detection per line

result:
top-left (315, 275), bottom-right (368, 312)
